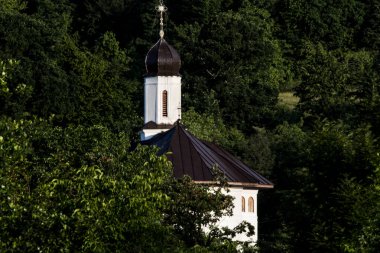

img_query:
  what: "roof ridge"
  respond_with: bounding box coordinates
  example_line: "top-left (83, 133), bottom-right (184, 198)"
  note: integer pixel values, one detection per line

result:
top-left (203, 141), bottom-right (273, 185)
top-left (178, 125), bottom-right (237, 180)
top-left (141, 123), bottom-right (274, 188)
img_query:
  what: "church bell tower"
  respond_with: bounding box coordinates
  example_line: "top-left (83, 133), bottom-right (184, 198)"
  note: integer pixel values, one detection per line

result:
top-left (141, 2), bottom-right (182, 141)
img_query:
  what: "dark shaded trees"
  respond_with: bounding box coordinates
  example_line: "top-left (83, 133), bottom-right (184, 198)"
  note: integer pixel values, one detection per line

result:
top-left (273, 0), bottom-right (366, 50)
top-left (259, 121), bottom-right (379, 252)
top-left (333, 166), bottom-right (380, 252)
top-left (1, 0), bottom-right (380, 251)
top-left (0, 0), bottom-right (140, 133)
top-left (170, 1), bottom-right (286, 131)
top-left (294, 42), bottom-right (380, 128)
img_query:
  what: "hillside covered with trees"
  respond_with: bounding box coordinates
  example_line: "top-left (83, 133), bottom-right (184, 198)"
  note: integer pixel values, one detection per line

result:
top-left (1, 0), bottom-right (380, 252)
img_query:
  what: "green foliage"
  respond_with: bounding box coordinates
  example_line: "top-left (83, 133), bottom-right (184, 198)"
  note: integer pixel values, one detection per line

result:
top-left (182, 108), bottom-right (274, 176)
top-left (0, 117), bottom-right (174, 252)
top-left (169, 0), bottom-right (285, 131)
top-left (0, 1), bottom-right (140, 133)
top-left (274, 0), bottom-right (366, 49)
top-left (164, 175), bottom-right (233, 247)
top-left (0, 0), bottom-right (25, 12)
top-left (359, 0), bottom-right (380, 50)
top-left (295, 42), bottom-right (380, 125)
top-left (0, 116), bottom-right (256, 251)
top-left (163, 171), bottom-right (259, 252)
top-left (53, 32), bottom-right (140, 133)
top-left (269, 122), bottom-right (310, 180)
top-left (334, 163), bottom-right (380, 252)
top-left (306, 123), bottom-right (378, 251)
top-left (182, 108), bottom-right (241, 146)
top-left (0, 59), bottom-right (33, 116)
top-left (1, 0), bottom-right (380, 251)
top-left (260, 121), bottom-right (379, 252)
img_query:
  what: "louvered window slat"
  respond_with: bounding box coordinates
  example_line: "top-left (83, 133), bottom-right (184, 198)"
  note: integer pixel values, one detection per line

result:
top-left (163, 90), bottom-right (168, 117)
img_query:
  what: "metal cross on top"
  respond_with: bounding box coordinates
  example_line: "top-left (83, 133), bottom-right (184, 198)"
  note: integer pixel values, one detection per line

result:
top-left (156, 0), bottom-right (167, 38)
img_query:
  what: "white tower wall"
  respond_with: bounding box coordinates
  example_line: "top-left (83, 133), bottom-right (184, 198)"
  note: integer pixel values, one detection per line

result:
top-left (218, 188), bottom-right (259, 243)
top-left (144, 76), bottom-right (182, 124)
top-left (142, 76), bottom-right (182, 141)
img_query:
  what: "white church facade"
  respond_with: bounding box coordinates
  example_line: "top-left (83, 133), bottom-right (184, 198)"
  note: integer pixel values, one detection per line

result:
top-left (140, 2), bottom-right (273, 244)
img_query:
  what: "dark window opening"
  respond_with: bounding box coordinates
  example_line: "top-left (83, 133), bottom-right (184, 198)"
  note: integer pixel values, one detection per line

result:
top-left (163, 90), bottom-right (168, 117)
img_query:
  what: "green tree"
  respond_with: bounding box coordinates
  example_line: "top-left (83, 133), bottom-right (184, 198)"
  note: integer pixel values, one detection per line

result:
top-left (164, 175), bottom-right (232, 248)
top-left (295, 42), bottom-right (380, 126)
top-left (259, 121), bottom-right (378, 252)
top-left (273, 0), bottom-right (365, 50)
top-left (258, 122), bottom-right (311, 252)
top-left (182, 108), bottom-right (274, 176)
top-left (0, 116), bottom-right (258, 251)
top-left (163, 172), bottom-right (257, 252)
top-left (0, 0), bottom-right (140, 133)
top-left (0, 0), bottom-right (26, 12)
top-left (333, 162), bottom-right (380, 252)
top-left (360, 0), bottom-right (380, 50)
top-left (168, 0), bottom-right (285, 131)
top-left (0, 117), bottom-right (175, 252)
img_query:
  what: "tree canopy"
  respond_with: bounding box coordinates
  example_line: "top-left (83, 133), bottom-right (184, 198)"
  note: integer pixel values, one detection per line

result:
top-left (1, 0), bottom-right (380, 252)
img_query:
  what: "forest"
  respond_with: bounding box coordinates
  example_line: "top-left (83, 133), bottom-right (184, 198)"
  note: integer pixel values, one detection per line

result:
top-left (0, 0), bottom-right (379, 252)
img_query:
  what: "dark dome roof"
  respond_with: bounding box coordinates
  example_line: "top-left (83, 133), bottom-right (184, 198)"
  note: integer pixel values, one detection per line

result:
top-left (145, 38), bottom-right (181, 76)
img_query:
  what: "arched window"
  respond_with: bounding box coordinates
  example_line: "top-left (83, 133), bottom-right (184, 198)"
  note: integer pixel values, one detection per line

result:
top-left (162, 90), bottom-right (168, 117)
top-left (242, 197), bottom-right (246, 212)
top-left (248, 197), bottom-right (254, 212)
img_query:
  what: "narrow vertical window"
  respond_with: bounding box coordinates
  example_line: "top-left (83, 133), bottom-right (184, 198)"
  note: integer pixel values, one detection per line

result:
top-left (162, 90), bottom-right (168, 117)
top-left (248, 197), bottom-right (254, 212)
top-left (242, 197), bottom-right (246, 212)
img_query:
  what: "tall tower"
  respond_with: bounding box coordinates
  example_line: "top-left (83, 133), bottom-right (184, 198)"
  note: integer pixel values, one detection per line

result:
top-left (141, 2), bottom-right (182, 141)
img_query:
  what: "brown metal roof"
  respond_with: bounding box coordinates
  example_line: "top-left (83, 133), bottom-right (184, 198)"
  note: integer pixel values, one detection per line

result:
top-left (141, 122), bottom-right (273, 189)
top-left (145, 38), bottom-right (181, 76)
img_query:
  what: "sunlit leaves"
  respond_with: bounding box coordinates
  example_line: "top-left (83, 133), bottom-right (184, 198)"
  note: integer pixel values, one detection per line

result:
top-left (0, 118), bottom-right (172, 252)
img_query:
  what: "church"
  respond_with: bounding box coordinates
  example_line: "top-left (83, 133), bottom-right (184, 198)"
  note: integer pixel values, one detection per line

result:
top-left (140, 2), bottom-right (273, 243)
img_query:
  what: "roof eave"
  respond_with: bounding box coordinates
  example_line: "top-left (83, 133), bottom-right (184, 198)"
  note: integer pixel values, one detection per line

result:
top-left (193, 180), bottom-right (274, 189)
